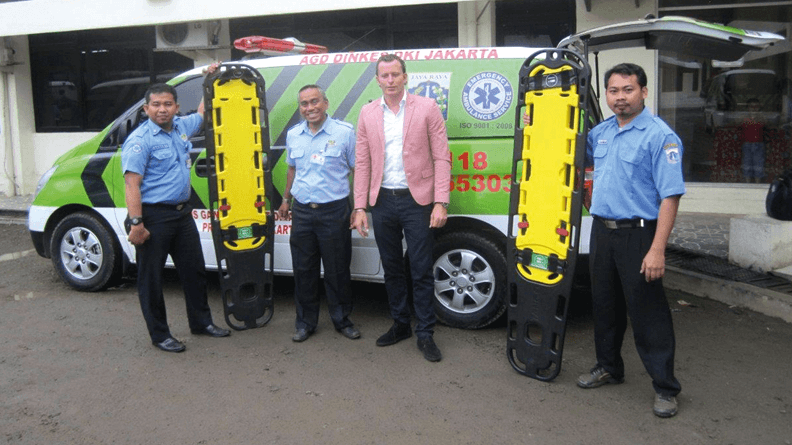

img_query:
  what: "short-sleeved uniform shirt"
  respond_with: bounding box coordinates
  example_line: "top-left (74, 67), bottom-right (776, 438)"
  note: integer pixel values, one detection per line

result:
top-left (285, 116), bottom-right (356, 204)
top-left (121, 114), bottom-right (202, 205)
top-left (587, 107), bottom-right (685, 220)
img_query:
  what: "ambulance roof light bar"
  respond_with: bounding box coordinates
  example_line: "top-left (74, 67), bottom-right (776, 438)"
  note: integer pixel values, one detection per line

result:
top-left (234, 36), bottom-right (328, 56)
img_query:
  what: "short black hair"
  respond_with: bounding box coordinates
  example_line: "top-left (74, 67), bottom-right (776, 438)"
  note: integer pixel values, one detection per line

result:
top-left (604, 63), bottom-right (647, 89)
top-left (376, 54), bottom-right (407, 76)
top-left (145, 83), bottom-right (178, 104)
top-left (298, 84), bottom-right (328, 102)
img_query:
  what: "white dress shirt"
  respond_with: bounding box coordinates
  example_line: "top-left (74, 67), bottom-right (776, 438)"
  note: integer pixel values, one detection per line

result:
top-left (380, 92), bottom-right (409, 189)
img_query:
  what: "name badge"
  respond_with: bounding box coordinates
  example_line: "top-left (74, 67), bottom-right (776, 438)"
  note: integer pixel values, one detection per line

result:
top-left (310, 153), bottom-right (325, 165)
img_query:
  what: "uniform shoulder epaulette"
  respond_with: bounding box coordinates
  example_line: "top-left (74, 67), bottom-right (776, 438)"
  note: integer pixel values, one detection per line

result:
top-left (286, 121), bottom-right (305, 134)
top-left (127, 124), bottom-right (148, 141)
top-left (334, 119), bottom-right (354, 131)
top-left (652, 115), bottom-right (676, 136)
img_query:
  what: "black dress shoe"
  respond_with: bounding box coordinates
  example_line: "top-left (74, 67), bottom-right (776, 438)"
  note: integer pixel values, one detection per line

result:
top-left (191, 324), bottom-right (231, 338)
top-left (292, 328), bottom-right (312, 342)
top-left (417, 337), bottom-right (442, 362)
top-left (154, 337), bottom-right (185, 353)
top-left (376, 322), bottom-right (412, 346)
top-left (339, 325), bottom-right (361, 340)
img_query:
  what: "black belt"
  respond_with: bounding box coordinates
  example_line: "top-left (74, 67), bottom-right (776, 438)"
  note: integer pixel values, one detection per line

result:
top-left (380, 187), bottom-right (411, 196)
top-left (594, 216), bottom-right (657, 229)
top-left (143, 202), bottom-right (189, 211)
top-left (294, 197), bottom-right (347, 209)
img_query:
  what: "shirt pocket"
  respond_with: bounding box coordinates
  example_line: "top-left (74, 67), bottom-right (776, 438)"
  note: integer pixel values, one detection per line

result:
top-left (618, 145), bottom-right (646, 179)
top-left (289, 148), bottom-right (305, 160)
top-left (593, 143), bottom-right (609, 160)
top-left (324, 147), bottom-right (342, 158)
top-left (592, 143), bottom-right (608, 182)
top-left (149, 145), bottom-right (174, 173)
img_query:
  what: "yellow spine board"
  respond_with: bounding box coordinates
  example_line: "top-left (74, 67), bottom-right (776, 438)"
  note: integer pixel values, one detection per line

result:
top-left (516, 64), bottom-right (580, 284)
top-left (211, 78), bottom-right (267, 251)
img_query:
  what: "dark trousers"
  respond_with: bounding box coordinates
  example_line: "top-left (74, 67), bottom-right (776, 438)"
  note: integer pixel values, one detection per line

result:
top-left (589, 218), bottom-right (681, 397)
top-left (289, 198), bottom-right (353, 331)
top-left (136, 204), bottom-right (212, 343)
top-left (370, 191), bottom-right (436, 339)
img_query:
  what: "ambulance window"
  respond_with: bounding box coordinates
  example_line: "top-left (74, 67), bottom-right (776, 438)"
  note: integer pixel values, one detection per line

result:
top-left (174, 76), bottom-right (206, 147)
top-left (99, 101), bottom-right (145, 151)
top-left (175, 77), bottom-right (203, 116)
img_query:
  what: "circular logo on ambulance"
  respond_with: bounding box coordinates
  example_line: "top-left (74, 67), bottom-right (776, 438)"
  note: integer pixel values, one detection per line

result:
top-left (462, 72), bottom-right (513, 121)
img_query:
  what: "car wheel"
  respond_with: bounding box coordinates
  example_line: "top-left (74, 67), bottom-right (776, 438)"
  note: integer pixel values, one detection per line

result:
top-left (50, 212), bottom-right (122, 291)
top-left (432, 231), bottom-right (507, 329)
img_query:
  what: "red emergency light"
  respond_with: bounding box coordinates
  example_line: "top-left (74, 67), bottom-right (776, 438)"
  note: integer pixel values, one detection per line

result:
top-left (234, 36), bottom-right (328, 56)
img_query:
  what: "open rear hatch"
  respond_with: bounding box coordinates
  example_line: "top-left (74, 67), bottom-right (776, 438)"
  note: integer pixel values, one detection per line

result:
top-left (559, 15), bottom-right (784, 61)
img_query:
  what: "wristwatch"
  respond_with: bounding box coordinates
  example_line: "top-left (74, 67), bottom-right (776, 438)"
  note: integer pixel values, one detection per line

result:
top-left (129, 216), bottom-right (144, 226)
top-left (436, 202), bottom-right (449, 209)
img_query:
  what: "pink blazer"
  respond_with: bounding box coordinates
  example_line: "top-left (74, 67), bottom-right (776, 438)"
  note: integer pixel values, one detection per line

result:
top-left (354, 94), bottom-right (451, 208)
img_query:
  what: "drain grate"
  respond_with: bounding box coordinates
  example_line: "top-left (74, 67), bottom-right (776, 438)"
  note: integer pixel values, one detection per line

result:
top-left (666, 246), bottom-right (792, 296)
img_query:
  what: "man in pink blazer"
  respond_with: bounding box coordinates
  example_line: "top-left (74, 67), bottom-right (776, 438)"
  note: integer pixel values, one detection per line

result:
top-left (352, 54), bottom-right (451, 362)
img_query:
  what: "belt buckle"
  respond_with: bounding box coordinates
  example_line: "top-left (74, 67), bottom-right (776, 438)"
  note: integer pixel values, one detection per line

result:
top-left (602, 219), bottom-right (617, 230)
top-left (175, 203), bottom-right (185, 211)
top-left (309, 203), bottom-right (319, 209)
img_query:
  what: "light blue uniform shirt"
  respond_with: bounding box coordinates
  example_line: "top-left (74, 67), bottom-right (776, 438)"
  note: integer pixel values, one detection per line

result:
top-left (121, 114), bottom-right (202, 205)
top-left (587, 107), bottom-right (685, 220)
top-left (286, 116), bottom-right (356, 204)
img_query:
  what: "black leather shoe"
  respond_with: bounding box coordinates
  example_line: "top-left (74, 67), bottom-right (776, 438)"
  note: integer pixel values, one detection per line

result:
top-left (417, 337), bottom-right (442, 362)
top-left (154, 337), bottom-right (185, 353)
top-left (292, 328), bottom-right (312, 342)
top-left (339, 325), bottom-right (361, 340)
top-left (191, 324), bottom-right (231, 338)
top-left (376, 322), bottom-right (412, 346)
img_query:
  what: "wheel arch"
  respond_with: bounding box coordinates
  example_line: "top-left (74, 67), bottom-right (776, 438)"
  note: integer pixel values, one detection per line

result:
top-left (42, 205), bottom-right (124, 261)
top-left (435, 216), bottom-right (506, 248)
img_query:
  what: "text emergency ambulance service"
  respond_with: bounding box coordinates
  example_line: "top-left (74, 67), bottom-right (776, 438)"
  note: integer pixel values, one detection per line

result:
top-left (28, 17), bottom-right (783, 329)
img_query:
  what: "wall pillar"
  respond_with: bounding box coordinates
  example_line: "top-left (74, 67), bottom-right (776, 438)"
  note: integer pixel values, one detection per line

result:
top-left (458, 1), bottom-right (495, 47)
top-left (0, 35), bottom-right (35, 196)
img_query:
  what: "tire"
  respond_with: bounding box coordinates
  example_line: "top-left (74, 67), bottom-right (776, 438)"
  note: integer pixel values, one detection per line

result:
top-left (50, 212), bottom-right (123, 292)
top-left (432, 231), bottom-right (507, 329)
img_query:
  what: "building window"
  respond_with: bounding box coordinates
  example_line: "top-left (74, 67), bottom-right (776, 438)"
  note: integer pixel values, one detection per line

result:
top-left (29, 26), bottom-right (194, 132)
top-left (496, 0), bottom-right (576, 47)
top-left (658, 2), bottom-right (791, 183)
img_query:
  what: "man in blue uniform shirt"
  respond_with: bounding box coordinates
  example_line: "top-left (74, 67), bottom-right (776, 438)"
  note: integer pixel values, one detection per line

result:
top-left (122, 75), bottom-right (230, 354)
top-left (576, 63), bottom-right (685, 418)
top-left (277, 85), bottom-right (359, 343)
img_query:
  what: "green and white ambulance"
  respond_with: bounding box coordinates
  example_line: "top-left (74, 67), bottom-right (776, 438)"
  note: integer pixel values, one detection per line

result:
top-left (28, 17), bottom-right (782, 329)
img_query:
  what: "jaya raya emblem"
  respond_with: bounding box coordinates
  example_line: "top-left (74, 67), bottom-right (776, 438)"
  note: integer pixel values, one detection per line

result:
top-left (409, 72), bottom-right (451, 120)
top-left (462, 71), bottom-right (513, 121)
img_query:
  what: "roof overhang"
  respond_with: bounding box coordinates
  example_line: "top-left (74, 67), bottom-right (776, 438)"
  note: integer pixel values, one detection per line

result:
top-left (0, 0), bottom-right (466, 37)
